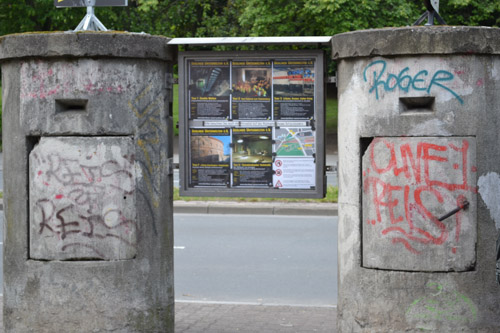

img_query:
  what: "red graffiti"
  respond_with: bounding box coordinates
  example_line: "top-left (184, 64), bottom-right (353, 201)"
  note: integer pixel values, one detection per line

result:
top-left (364, 138), bottom-right (477, 254)
top-left (20, 63), bottom-right (127, 100)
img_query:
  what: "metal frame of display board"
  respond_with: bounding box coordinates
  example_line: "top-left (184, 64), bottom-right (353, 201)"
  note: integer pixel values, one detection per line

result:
top-left (178, 50), bottom-right (326, 199)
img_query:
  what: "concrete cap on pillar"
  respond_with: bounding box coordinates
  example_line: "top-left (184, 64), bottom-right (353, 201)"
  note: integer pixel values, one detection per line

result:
top-left (331, 26), bottom-right (500, 59)
top-left (0, 32), bottom-right (175, 61)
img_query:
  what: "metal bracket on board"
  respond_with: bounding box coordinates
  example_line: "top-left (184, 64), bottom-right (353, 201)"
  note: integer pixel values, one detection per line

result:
top-left (55, 0), bottom-right (128, 31)
top-left (413, 0), bottom-right (446, 26)
top-left (75, 0), bottom-right (108, 31)
top-left (167, 157), bottom-right (174, 176)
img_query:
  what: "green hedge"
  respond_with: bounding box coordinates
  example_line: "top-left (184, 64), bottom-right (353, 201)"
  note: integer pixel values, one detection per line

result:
top-left (174, 185), bottom-right (338, 203)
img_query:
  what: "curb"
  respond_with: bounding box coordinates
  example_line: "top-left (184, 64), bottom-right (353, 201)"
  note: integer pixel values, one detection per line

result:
top-left (173, 200), bottom-right (338, 216)
top-left (0, 199), bottom-right (338, 216)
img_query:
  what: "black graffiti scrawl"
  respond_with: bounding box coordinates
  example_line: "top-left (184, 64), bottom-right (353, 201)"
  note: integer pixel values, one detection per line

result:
top-left (30, 137), bottom-right (137, 260)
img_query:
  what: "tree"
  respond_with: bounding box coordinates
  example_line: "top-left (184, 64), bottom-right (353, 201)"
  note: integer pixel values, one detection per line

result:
top-left (237, 0), bottom-right (422, 37)
top-left (441, 0), bottom-right (500, 26)
top-left (237, 0), bottom-right (499, 38)
top-left (0, 0), bottom-right (498, 38)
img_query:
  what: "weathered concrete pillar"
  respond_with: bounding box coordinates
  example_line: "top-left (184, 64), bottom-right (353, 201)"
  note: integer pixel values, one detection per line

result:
top-left (0, 32), bottom-right (175, 332)
top-left (332, 26), bottom-right (500, 332)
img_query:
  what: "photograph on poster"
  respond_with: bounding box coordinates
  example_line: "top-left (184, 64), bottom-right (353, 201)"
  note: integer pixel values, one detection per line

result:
top-left (191, 135), bottom-right (231, 163)
top-left (232, 128), bottom-right (273, 186)
top-left (189, 61), bottom-right (230, 119)
top-left (273, 60), bottom-right (314, 97)
top-left (273, 59), bottom-right (315, 119)
top-left (189, 128), bottom-right (231, 187)
top-left (189, 61), bottom-right (230, 97)
top-left (232, 133), bottom-right (272, 163)
top-left (232, 68), bottom-right (271, 98)
top-left (232, 61), bottom-right (272, 119)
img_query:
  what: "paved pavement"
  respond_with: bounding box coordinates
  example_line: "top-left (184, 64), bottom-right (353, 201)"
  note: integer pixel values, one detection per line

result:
top-left (0, 296), bottom-right (336, 333)
top-left (175, 301), bottom-right (336, 333)
top-left (174, 200), bottom-right (337, 216)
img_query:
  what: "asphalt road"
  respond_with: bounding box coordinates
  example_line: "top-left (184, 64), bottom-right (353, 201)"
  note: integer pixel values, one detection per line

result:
top-left (174, 213), bottom-right (338, 306)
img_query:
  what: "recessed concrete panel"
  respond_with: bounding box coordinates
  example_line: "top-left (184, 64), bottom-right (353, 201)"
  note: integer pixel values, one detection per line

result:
top-left (362, 137), bottom-right (477, 271)
top-left (30, 137), bottom-right (137, 260)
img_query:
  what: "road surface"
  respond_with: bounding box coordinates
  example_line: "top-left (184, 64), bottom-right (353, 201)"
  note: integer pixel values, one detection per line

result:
top-left (174, 213), bottom-right (338, 306)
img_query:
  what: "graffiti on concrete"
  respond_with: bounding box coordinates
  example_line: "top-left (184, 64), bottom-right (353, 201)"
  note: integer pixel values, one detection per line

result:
top-left (20, 62), bottom-right (126, 100)
top-left (129, 83), bottom-right (168, 235)
top-left (30, 137), bottom-right (137, 260)
top-left (363, 60), bottom-right (464, 104)
top-left (406, 283), bottom-right (477, 326)
top-left (363, 137), bottom-right (477, 256)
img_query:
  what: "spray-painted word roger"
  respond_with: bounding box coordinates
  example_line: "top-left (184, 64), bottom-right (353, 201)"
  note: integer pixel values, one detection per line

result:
top-left (363, 60), bottom-right (464, 104)
top-left (363, 137), bottom-right (477, 255)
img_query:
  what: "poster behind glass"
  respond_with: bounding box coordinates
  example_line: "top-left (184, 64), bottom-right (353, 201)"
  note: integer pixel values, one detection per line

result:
top-left (188, 60), bottom-right (230, 119)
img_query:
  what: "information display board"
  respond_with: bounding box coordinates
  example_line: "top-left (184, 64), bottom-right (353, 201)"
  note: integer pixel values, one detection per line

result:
top-left (179, 50), bottom-right (325, 198)
top-left (55, 0), bottom-right (127, 7)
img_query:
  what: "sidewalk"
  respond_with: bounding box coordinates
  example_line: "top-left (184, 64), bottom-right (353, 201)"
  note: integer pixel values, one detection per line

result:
top-left (175, 301), bottom-right (337, 333)
top-left (174, 200), bottom-right (337, 216)
top-left (0, 296), bottom-right (336, 332)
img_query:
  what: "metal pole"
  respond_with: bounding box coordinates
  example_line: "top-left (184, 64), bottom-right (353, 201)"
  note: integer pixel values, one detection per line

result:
top-left (74, 0), bottom-right (108, 31)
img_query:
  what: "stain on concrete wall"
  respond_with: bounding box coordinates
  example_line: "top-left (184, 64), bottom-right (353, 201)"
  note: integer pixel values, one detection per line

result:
top-left (406, 282), bottom-right (477, 330)
top-left (478, 172), bottom-right (500, 230)
top-left (19, 60), bottom-right (133, 99)
top-left (30, 137), bottom-right (137, 260)
top-left (129, 82), bottom-right (169, 236)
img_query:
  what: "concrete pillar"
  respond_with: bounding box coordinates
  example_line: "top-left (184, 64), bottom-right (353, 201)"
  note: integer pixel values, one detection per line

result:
top-left (0, 32), bottom-right (175, 332)
top-left (332, 26), bottom-right (500, 332)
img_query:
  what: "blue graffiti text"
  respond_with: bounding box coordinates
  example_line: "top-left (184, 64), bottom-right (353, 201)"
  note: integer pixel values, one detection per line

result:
top-left (363, 60), bottom-right (463, 104)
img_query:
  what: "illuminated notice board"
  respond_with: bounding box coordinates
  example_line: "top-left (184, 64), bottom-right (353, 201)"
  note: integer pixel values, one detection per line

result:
top-left (178, 50), bottom-right (325, 198)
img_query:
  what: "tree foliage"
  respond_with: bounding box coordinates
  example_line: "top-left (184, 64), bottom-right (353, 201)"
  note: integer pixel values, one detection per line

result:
top-left (442, 0), bottom-right (500, 26)
top-left (0, 0), bottom-right (498, 38)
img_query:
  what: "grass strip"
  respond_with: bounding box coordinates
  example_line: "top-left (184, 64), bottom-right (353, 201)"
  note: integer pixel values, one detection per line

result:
top-left (174, 185), bottom-right (338, 203)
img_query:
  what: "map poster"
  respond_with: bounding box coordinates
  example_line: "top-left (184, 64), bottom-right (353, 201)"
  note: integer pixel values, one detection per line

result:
top-left (274, 127), bottom-right (315, 157)
top-left (273, 59), bottom-right (315, 119)
top-left (273, 158), bottom-right (316, 189)
top-left (231, 60), bottom-right (272, 120)
top-left (189, 128), bottom-right (231, 187)
top-left (273, 127), bottom-right (316, 189)
top-left (189, 60), bottom-right (230, 119)
top-left (232, 127), bottom-right (273, 186)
